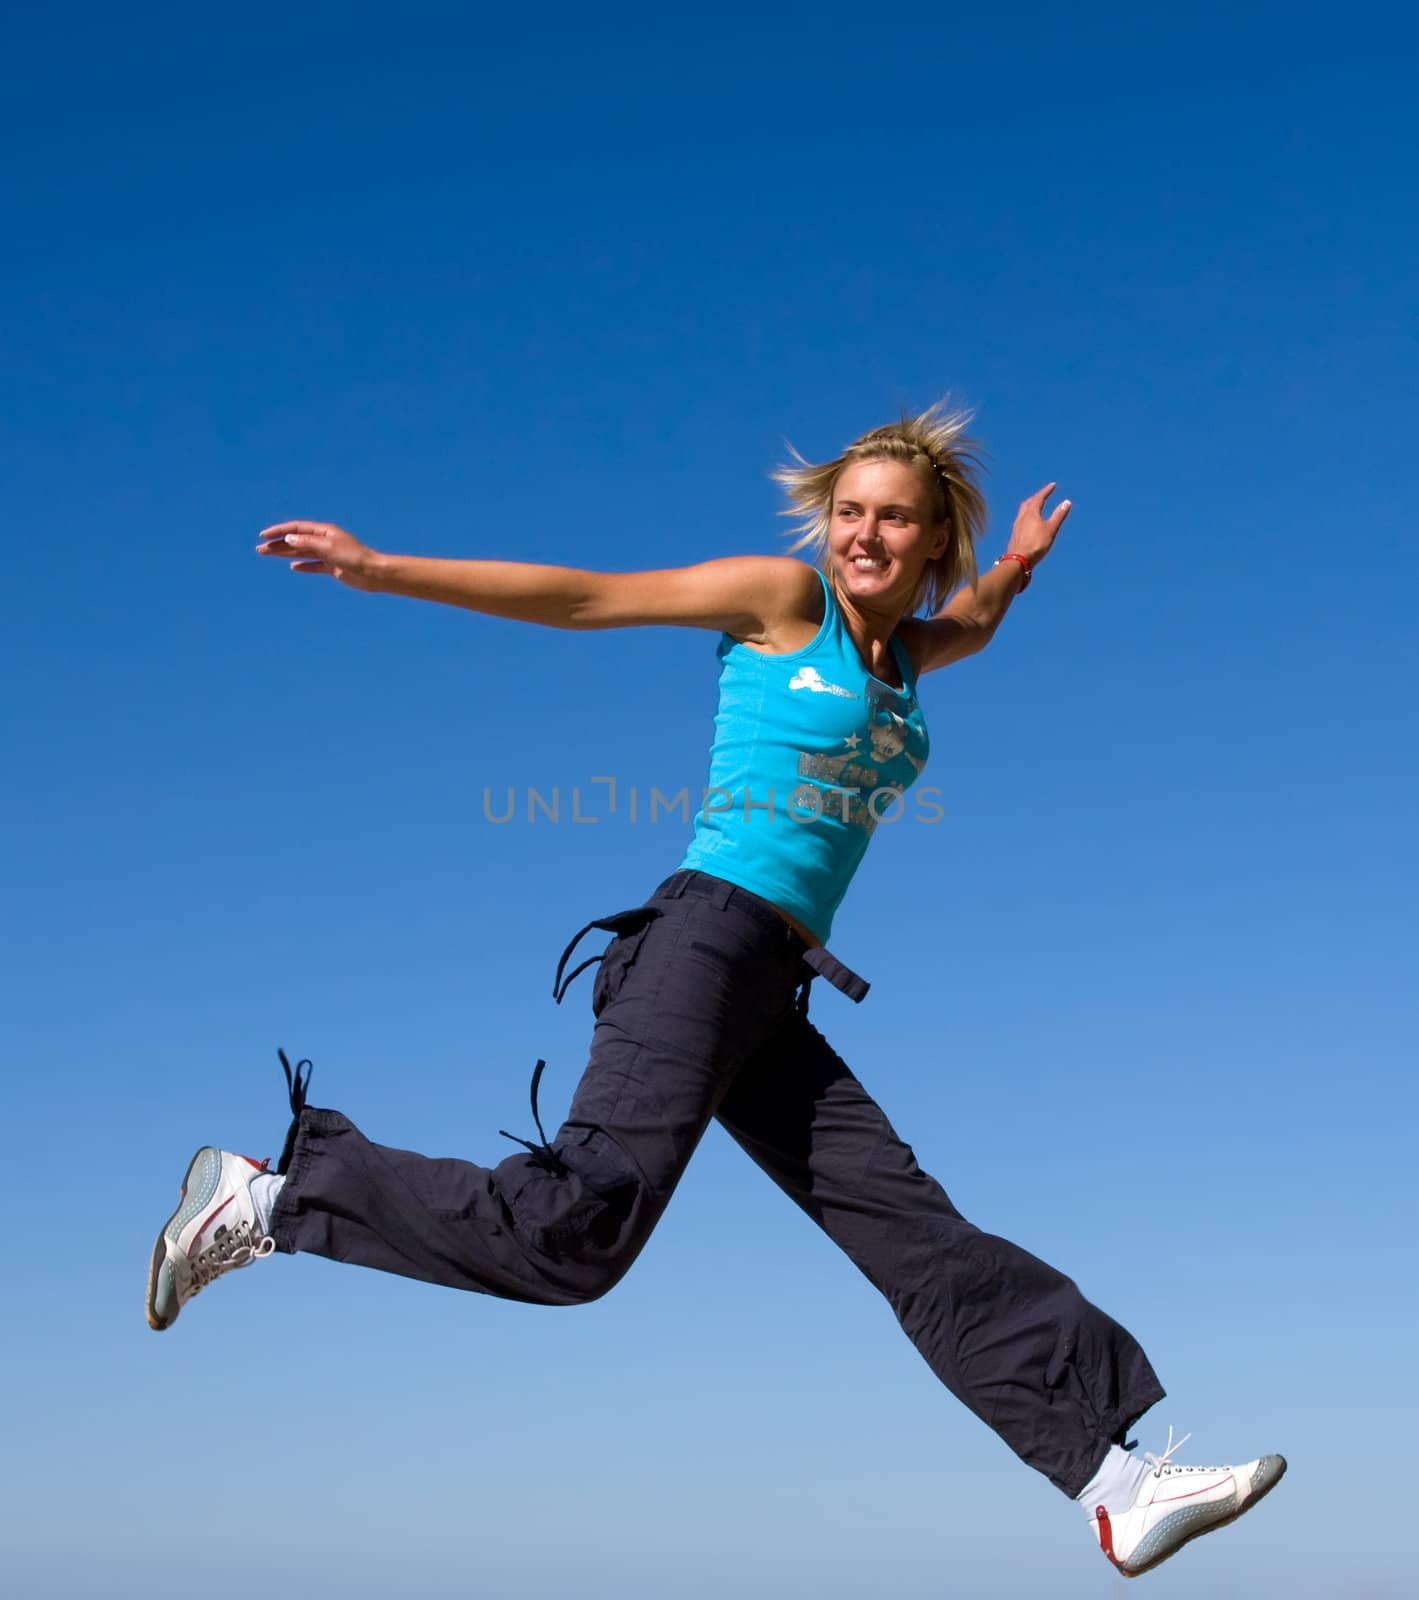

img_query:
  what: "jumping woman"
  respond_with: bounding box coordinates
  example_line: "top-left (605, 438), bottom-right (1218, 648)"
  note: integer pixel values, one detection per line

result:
top-left (146, 403), bottom-right (1285, 1578)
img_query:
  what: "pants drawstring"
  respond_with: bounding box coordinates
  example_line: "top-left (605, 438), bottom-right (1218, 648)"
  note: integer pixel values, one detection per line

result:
top-left (275, 1048), bottom-right (314, 1176)
top-left (551, 907), bottom-right (662, 1006)
top-left (498, 1057), bottom-right (566, 1174)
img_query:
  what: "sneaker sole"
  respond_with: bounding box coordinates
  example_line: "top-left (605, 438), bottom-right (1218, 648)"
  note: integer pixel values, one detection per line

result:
top-left (145, 1147), bottom-right (222, 1331)
top-left (1119, 1455), bottom-right (1288, 1578)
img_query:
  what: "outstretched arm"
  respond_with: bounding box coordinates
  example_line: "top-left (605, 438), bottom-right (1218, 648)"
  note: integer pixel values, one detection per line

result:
top-left (256, 522), bottom-right (819, 642)
top-left (904, 483), bottom-right (1071, 674)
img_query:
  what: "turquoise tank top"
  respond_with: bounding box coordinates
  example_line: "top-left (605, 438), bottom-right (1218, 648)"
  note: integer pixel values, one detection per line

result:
top-left (677, 567), bottom-right (930, 941)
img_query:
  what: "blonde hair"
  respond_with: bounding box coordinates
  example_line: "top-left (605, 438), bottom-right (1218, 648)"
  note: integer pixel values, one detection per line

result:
top-left (772, 400), bottom-right (988, 616)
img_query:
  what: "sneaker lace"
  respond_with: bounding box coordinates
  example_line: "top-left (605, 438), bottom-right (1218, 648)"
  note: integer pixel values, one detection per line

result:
top-left (189, 1222), bottom-right (276, 1294)
top-left (1144, 1426), bottom-right (1227, 1476)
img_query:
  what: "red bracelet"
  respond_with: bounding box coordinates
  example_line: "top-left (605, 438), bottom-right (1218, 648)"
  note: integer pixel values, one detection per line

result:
top-left (994, 552), bottom-right (1033, 591)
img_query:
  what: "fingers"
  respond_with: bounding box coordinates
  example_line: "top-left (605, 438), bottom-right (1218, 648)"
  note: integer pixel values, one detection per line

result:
top-left (256, 521), bottom-right (339, 556)
top-left (256, 520), bottom-right (337, 576)
top-left (1019, 484), bottom-right (1072, 522)
top-left (1008, 484), bottom-right (1072, 570)
top-left (1021, 482), bottom-right (1057, 514)
top-left (258, 520), bottom-right (336, 541)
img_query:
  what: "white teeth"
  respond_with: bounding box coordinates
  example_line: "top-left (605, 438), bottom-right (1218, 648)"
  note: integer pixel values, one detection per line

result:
top-left (852, 557), bottom-right (887, 569)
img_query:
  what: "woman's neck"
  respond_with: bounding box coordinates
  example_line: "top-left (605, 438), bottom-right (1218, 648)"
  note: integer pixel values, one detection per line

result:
top-left (830, 584), bottom-right (907, 683)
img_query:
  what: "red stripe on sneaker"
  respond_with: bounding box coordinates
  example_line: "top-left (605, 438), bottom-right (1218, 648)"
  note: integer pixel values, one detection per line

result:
top-left (192, 1193), bottom-right (235, 1245)
top-left (1095, 1507), bottom-right (1119, 1567)
top-left (1155, 1472), bottom-right (1233, 1504)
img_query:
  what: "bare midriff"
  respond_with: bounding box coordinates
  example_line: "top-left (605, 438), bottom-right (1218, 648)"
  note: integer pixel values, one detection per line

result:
top-left (766, 898), bottom-right (821, 949)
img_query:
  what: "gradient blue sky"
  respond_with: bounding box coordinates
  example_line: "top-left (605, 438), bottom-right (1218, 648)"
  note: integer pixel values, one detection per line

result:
top-left (3, 3), bottom-right (1415, 1596)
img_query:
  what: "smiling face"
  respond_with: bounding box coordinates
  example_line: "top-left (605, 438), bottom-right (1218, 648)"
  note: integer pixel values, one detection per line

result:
top-left (826, 457), bottom-right (949, 616)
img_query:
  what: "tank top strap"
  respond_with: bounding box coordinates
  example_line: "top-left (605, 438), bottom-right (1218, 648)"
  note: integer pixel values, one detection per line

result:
top-left (811, 568), bottom-right (856, 672)
top-left (813, 567), bottom-right (917, 699)
top-left (891, 630), bottom-right (922, 699)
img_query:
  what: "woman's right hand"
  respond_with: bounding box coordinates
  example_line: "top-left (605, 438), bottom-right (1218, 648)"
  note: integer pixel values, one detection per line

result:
top-left (256, 521), bottom-right (385, 591)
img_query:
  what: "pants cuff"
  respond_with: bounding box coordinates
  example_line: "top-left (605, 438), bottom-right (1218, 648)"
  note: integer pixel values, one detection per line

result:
top-left (268, 1106), bottom-right (348, 1254)
top-left (1061, 1378), bottom-right (1169, 1498)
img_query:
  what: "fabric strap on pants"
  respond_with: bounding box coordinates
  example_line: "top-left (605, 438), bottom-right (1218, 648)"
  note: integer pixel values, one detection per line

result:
top-left (644, 869), bottom-right (870, 1015)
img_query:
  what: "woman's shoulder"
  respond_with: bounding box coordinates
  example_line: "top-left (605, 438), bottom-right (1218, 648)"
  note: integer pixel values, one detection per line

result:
top-left (751, 556), bottom-right (825, 617)
top-left (724, 559), bottom-right (825, 652)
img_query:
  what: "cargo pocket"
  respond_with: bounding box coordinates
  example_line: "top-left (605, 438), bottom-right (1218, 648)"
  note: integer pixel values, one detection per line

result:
top-left (589, 909), bottom-right (659, 1017)
top-left (510, 1126), bottom-right (640, 1261)
top-left (551, 904), bottom-right (663, 1016)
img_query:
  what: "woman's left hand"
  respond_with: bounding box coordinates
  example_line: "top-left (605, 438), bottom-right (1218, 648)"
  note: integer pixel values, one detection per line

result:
top-left (1006, 483), bottom-right (1072, 569)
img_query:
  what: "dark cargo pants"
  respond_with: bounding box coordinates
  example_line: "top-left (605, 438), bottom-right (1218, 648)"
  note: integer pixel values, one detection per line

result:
top-left (270, 868), bottom-right (1163, 1496)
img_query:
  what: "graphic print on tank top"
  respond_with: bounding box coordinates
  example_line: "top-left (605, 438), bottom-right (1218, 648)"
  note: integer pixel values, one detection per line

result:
top-left (678, 566), bottom-right (933, 940)
top-left (792, 670), bottom-right (929, 833)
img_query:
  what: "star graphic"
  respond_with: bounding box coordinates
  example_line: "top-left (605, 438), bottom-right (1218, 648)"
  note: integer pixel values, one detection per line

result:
top-left (842, 733), bottom-right (860, 751)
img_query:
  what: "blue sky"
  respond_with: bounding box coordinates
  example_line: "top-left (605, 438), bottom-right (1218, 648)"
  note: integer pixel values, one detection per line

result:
top-left (2, 2), bottom-right (1415, 1595)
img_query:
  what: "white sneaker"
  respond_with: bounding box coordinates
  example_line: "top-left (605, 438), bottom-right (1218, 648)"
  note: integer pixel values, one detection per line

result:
top-left (1088, 1429), bottom-right (1287, 1578)
top-left (146, 1147), bottom-right (276, 1331)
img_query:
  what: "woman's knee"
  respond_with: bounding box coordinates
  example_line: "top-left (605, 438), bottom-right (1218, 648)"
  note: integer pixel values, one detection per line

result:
top-left (503, 1134), bottom-right (653, 1300)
